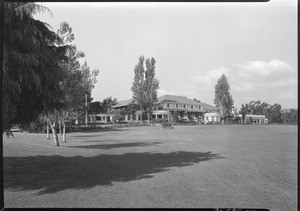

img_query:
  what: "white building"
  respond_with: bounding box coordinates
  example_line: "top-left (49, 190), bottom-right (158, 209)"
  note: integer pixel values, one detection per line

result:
top-left (112, 95), bottom-right (218, 123)
top-left (89, 114), bottom-right (115, 124)
top-left (245, 114), bottom-right (268, 124)
top-left (238, 114), bottom-right (268, 124)
top-left (203, 112), bottom-right (222, 124)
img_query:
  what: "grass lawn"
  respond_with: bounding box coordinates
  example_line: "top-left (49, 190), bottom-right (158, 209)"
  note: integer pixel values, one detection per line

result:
top-left (3, 124), bottom-right (297, 209)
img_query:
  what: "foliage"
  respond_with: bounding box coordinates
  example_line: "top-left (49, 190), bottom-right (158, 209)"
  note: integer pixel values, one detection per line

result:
top-left (101, 97), bottom-right (118, 113)
top-left (3, 2), bottom-right (67, 133)
top-left (193, 98), bottom-right (201, 103)
top-left (172, 110), bottom-right (179, 122)
top-left (121, 101), bottom-right (139, 116)
top-left (144, 58), bottom-right (159, 118)
top-left (131, 56), bottom-right (146, 110)
top-left (214, 74), bottom-right (234, 120)
top-left (89, 101), bottom-right (102, 114)
top-left (281, 109), bottom-right (298, 124)
top-left (131, 56), bottom-right (159, 114)
top-left (239, 100), bottom-right (284, 123)
top-left (56, 22), bottom-right (99, 124)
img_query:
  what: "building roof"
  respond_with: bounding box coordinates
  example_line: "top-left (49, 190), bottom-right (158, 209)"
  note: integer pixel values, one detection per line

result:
top-left (158, 95), bottom-right (202, 106)
top-left (199, 102), bottom-right (218, 111)
top-left (112, 94), bottom-right (218, 111)
top-left (158, 95), bottom-right (218, 110)
top-left (111, 98), bottom-right (135, 108)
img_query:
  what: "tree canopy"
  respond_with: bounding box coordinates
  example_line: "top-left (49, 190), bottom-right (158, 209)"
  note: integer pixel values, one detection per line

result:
top-left (131, 55), bottom-right (159, 119)
top-left (3, 2), bottom-right (67, 132)
top-left (239, 100), bottom-right (288, 123)
top-left (214, 74), bottom-right (234, 120)
top-left (2, 2), bottom-right (99, 136)
top-left (131, 56), bottom-right (146, 110)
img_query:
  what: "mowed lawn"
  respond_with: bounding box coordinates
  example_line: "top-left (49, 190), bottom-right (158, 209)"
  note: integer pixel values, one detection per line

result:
top-left (3, 125), bottom-right (297, 209)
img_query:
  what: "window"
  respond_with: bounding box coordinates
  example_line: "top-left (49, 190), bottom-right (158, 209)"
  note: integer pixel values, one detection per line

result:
top-left (176, 104), bottom-right (178, 108)
top-left (191, 105), bottom-right (193, 109)
top-left (183, 104), bottom-right (186, 108)
top-left (167, 103), bottom-right (169, 107)
top-left (95, 116), bottom-right (101, 121)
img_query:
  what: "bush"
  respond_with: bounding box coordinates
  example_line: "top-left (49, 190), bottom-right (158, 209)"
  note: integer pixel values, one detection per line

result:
top-left (27, 121), bottom-right (46, 133)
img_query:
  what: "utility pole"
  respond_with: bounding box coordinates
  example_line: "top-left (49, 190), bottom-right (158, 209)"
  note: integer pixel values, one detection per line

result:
top-left (85, 93), bottom-right (88, 126)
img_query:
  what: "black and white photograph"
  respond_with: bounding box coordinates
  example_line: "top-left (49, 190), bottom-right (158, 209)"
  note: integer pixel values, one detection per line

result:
top-left (2, 0), bottom-right (297, 209)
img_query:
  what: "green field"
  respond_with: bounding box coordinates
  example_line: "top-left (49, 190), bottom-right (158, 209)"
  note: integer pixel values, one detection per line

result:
top-left (3, 125), bottom-right (297, 209)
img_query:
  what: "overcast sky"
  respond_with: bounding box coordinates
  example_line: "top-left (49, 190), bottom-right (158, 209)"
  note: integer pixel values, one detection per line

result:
top-left (36, 1), bottom-right (297, 110)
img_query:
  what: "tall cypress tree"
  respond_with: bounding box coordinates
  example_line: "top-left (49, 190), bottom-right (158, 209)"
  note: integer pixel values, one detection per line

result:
top-left (214, 74), bottom-right (234, 122)
top-left (144, 58), bottom-right (159, 122)
top-left (131, 56), bottom-right (146, 111)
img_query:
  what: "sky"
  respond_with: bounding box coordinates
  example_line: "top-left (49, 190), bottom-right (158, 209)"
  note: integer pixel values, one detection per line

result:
top-left (35, 1), bottom-right (297, 110)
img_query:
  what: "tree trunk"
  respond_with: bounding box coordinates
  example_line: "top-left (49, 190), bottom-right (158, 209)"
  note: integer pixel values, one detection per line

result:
top-left (147, 112), bottom-right (150, 124)
top-left (50, 122), bottom-right (59, 146)
top-left (59, 121), bottom-right (62, 136)
top-left (46, 121), bottom-right (50, 139)
top-left (62, 123), bottom-right (66, 143)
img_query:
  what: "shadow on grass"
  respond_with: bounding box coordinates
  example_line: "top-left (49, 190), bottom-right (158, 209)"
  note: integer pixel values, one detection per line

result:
top-left (70, 127), bottom-right (128, 134)
top-left (4, 151), bottom-right (224, 195)
top-left (67, 142), bottom-right (162, 150)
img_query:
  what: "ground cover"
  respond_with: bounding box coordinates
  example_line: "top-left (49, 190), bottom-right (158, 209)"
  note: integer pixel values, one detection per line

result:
top-left (3, 124), bottom-right (297, 209)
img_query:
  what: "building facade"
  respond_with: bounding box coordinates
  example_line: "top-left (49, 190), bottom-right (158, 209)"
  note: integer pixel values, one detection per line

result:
top-left (241, 114), bottom-right (268, 124)
top-left (111, 95), bottom-right (219, 123)
top-left (89, 114), bottom-right (115, 124)
top-left (203, 113), bottom-right (222, 124)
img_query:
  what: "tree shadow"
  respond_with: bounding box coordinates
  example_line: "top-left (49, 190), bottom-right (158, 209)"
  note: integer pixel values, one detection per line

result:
top-left (66, 142), bottom-right (162, 150)
top-left (70, 127), bottom-right (128, 134)
top-left (4, 151), bottom-right (224, 195)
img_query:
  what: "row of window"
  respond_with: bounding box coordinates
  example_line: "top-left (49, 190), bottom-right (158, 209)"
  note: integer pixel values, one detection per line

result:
top-left (205, 116), bottom-right (220, 121)
top-left (165, 103), bottom-right (202, 110)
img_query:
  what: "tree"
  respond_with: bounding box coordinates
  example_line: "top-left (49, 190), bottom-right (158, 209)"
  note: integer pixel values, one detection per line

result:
top-left (214, 74), bottom-right (234, 123)
top-left (240, 104), bottom-right (249, 123)
top-left (240, 100), bottom-right (284, 124)
top-left (172, 110), bottom-right (179, 122)
top-left (144, 58), bottom-right (159, 123)
top-left (131, 56), bottom-right (146, 111)
top-left (101, 97), bottom-right (118, 113)
top-left (122, 101), bottom-right (139, 121)
top-left (131, 56), bottom-right (159, 122)
top-left (3, 2), bottom-right (67, 134)
top-left (89, 101), bottom-right (102, 114)
top-left (266, 103), bottom-right (282, 123)
top-left (281, 109), bottom-right (298, 124)
top-left (193, 98), bottom-right (201, 103)
top-left (41, 21), bottom-right (99, 144)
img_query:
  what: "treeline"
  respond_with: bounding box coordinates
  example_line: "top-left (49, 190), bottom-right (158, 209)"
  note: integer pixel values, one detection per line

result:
top-left (240, 100), bottom-right (297, 124)
top-left (3, 2), bottom-right (99, 145)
